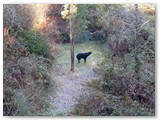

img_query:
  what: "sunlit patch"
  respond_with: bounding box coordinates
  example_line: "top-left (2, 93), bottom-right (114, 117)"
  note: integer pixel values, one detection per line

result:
top-left (31, 4), bottom-right (49, 31)
top-left (4, 28), bottom-right (9, 37)
top-left (4, 28), bottom-right (15, 45)
top-left (138, 4), bottom-right (155, 15)
top-left (90, 61), bottom-right (96, 67)
top-left (123, 4), bottom-right (155, 15)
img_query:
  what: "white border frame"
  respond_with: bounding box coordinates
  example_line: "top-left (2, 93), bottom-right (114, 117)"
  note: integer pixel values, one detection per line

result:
top-left (1, 0), bottom-right (159, 120)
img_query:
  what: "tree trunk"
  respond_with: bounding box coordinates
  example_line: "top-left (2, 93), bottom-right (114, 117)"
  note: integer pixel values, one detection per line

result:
top-left (70, 16), bottom-right (74, 72)
top-left (134, 4), bottom-right (140, 81)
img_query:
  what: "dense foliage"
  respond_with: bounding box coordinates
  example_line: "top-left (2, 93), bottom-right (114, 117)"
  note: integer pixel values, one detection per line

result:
top-left (18, 30), bottom-right (50, 57)
top-left (3, 5), bottom-right (55, 116)
top-left (73, 4), bottom-right (155, 116)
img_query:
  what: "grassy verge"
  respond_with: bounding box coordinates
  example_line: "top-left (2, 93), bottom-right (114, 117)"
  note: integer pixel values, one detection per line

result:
top-left (55, 41), bottom-right (106, 68)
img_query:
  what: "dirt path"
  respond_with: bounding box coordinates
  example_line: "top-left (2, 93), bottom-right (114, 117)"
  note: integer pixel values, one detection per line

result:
top-left (49, 62), bottom-right (98, 115)
top-left (48, 42), bottom-right (103, 115)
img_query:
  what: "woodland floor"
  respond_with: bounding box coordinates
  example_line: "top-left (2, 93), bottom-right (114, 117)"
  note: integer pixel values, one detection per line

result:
top-left (49, 42), bottom-right (105, 115)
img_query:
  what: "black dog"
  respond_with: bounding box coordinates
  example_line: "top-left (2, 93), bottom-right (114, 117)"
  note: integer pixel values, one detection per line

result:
top-left (76, 52), bottom-right (92, 63)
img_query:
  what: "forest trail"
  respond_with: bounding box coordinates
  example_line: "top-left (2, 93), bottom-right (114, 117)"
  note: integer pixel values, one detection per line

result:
top-left (50, 62), bottom-right (97, 115)
top-left (49, 42), bottom-right (104, 115)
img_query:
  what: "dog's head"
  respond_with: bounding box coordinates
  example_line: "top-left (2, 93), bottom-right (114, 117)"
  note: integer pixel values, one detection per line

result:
top-left (88, 52), bottom-right (92, 55)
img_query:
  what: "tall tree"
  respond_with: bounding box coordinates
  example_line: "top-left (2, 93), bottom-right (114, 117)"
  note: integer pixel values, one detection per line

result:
top-left (134, 4), bottom-right (140, 81)
top-left (61, 4), bottom-right (89, 71)
top-left (61, 4), bottom-right (77, 72)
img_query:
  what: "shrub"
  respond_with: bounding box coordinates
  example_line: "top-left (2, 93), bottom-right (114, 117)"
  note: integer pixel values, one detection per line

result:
top-left (91, 31), bottom-right (105, 41)
top-left (32, 65), bottom-right (54, 89)
top-left (73, 90), bottom-right (154, 116)
top-left (19, 30), bottom-right (50, 57)
top-left (72, 91), bottom-right (114, 116)
top-left (3, 4), bottom-right (33, 31)
top-left (3, 53), bottom-right (55, 116)
top-left (60, 32), bottom-right (70, 43)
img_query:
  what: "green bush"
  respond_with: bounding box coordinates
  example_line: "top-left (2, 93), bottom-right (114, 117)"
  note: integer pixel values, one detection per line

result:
top-left (32, 66), bottom-right (54, 89)
top-left (92, 31), bottom-right (105, 41)
top-left (73, 90), bottom-right (154, 116)
top-left (19, 31), bottom-right (50, 57)
top-left (101, 64), bottom-right (115, 90)
top-left (60, 32), bottom-right (70, 43)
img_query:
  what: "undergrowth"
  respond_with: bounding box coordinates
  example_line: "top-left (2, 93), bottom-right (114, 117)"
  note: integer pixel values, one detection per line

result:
top-left (18, 30), bottom-right (50, 58)
top-left (72, 42), bottom-right (155, 116)
top-left (3, 29), bottom-right (56, 116)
